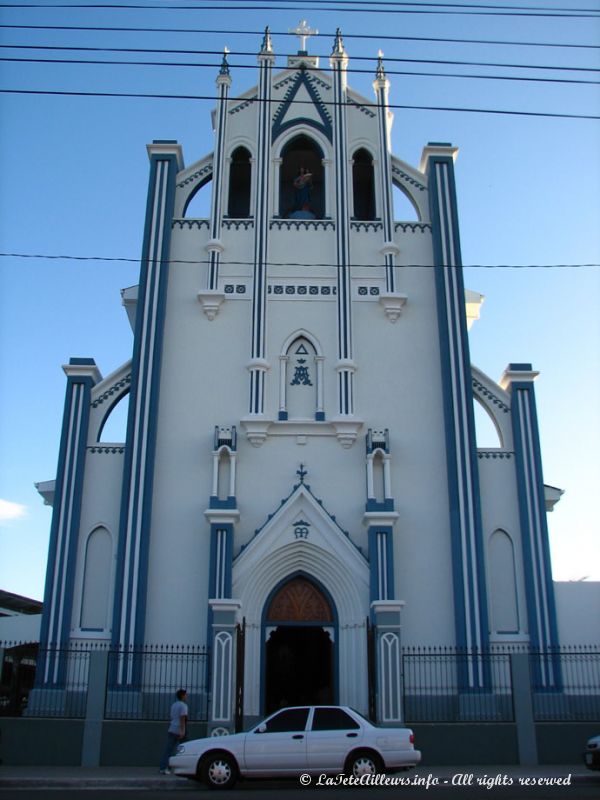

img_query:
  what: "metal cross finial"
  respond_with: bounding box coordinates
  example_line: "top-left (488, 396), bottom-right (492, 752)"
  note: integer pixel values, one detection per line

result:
top-left (219, 47), bottom-right (230, 76)
top-left (289, 20), bottom-right (318, 52)
top-left (376, 49), bottom-right (386, 80)
top-left (296, 463), bottom-right (308, 484)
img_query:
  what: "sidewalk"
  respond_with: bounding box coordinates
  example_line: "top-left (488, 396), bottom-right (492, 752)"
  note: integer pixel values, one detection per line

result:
top-left (0, 764), bottom-right (596, 790)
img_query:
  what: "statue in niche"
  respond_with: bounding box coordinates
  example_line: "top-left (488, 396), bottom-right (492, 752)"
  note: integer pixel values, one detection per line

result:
top-left (289, 166), bottom-right (315, 219)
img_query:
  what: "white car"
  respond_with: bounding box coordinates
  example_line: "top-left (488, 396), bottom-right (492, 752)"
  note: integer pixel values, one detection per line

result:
top-left (170, 705), bottom-right (421, 789)
top-left (583, 733), bottom-right (600, 770)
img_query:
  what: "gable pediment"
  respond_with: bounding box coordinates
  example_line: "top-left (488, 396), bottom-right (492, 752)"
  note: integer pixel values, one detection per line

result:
top-left (272, 70), bottom-right (332, 143)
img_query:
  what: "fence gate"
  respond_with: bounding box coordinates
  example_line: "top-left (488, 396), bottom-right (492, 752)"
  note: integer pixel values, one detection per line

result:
top-left (366, 617), bottom-right (377, 722)
top-left (235, 618), bottom-right (245, 732)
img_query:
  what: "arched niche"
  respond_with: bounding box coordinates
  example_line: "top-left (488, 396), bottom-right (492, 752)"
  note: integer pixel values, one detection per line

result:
top-left (352, 148), bottom-right (376, 220)
top-left (279, 134), bottom-right (324, 219)
top-left (80, 526), bottom-right (112, 631)
top-left (227, 146), bottom-right (251, 217)
top-left (98, 392), bottom-right (129, 443)
top-left (488, 529), bottom-right (519, 634)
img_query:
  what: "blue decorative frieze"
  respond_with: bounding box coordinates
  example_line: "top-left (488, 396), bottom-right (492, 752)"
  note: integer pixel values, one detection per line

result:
top-left (268, 284), bottom-right (336, 296)
top-left (391, 165), bottom-right (426, 192)
top-left (88, 446), bottom-right (125, 454)
top-left (223, 284), bottom-right (247, 294)
top-left (222, 219), bottom-right (254, 230)
top-left (269, 219), bottom-right (335, 231)
top-left (357, 286), bottom-right (380, 296)
top-left (91, 374), bottom-right (131, 408)
top-left (394, 222), bottom-right (431, 233)
top-left (351, 221), bottom-right (383, 232)
top-left (172, 219), bottom-right (210, 230)
top-left (347, 96), bottom-right (376, 118)
top-left (228, 95), bottom-right (257, 115)
top-left (176, 164), bottom-right (212, 189)
top-left (477, 451), bottom-right (514, 459)
top-left (472, 378), bottom-right (510, 413)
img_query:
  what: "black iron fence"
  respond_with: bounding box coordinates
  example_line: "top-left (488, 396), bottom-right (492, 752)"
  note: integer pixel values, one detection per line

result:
top-left (402, 646), bottom-right (514, 723)
top-left (530, 646), bottom-right (600, 721)
top-left (2, 640), bottom-right (598, 724)
top-left (0, 641), bottom-right (209, 721)
top-left (105, 644), bottom-right (210, 721)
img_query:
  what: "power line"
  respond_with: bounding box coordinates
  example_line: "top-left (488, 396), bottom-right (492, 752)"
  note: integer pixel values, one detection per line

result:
top-left (2, 23), bottom-right (598, 50)
top-left (1, 252), bottom-right (598, 269)
top-left (2, 88), bottom-right (598, 119)
top-left (3, 55), bottom-right (598, 86)
top-left (1, 2), bottom-right (599, 19)
top-left (2, 44), bottom-right (598, 75)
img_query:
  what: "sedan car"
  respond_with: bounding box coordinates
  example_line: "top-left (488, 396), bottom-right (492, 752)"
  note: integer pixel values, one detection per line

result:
top-left (170, 705), bottom-right (421, 789)
top-left (583, 734), bottom-right (600, 770)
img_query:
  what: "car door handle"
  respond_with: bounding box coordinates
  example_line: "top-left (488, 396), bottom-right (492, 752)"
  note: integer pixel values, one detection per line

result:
top-left (346, 733), bottom-right (358, 738)
top-left (292, 734), bottom-right (304, 739)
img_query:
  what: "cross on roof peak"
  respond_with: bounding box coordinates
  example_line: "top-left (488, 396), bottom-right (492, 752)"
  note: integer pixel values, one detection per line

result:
top-left (289, 20), bottom-right (318, 53)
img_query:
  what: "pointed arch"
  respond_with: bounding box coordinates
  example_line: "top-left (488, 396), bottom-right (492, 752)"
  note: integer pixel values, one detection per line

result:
top-left (352, 147), bottom-right (376, 220)
top-left (80, 525), bottom-right (113, 631)
top-left (278, 134), bottom-right (325, 219)
top-left (227, 146), bottom-right (252, 218)
top-left (279, 330), bottom-right (324, 421)
top-left (488, 529), bottom-right (520, 634)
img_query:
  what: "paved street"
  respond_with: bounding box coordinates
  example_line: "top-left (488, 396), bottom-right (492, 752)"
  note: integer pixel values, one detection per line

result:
top-left (0, 765), bottom-right (598, 800)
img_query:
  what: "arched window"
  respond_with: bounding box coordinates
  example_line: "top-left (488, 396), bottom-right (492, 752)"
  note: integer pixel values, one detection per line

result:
top-left (279, 135), bottom-right (324, 219)
top-left (80, 526), bottom-right (112, 631)
top-left (227, 146), bottom-right (251, 217)
top-left (489, 530), bottom-right (519, 634)
top-left (352, 148), bottom-right (376, 220)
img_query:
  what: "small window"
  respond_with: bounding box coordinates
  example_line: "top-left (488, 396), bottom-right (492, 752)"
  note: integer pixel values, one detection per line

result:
top-left (312, 708), bottom-right (359, 731)
top-left (352, 149), bottom-right (375, 221)
top-left (227, 147), bottom-right (251, 218)
top-left (261, 707), bottom-right (309, 733)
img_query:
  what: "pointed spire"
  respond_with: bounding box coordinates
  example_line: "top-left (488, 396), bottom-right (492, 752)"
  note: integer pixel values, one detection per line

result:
top-left (332, 27), bottom-right (345, 56)
top-left (219, 47), bottom-right (230, 76)
top-left (260, 26), bottom-right (273, 54)
top-left (376, 49), bottom-right (386, 80)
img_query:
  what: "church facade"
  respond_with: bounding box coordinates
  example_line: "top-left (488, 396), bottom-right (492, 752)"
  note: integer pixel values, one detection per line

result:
top-left (36, 28), bottom-right (563, 730)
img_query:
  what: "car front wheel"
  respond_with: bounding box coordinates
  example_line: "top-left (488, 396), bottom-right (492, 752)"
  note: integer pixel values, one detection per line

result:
top-left (345, 750), bottom-right (384, 778)
top-left (201, 752), bottom-right (238, 790)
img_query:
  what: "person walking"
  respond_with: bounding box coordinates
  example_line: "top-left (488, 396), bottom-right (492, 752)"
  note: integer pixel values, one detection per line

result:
top-left (159, 688), bottom-right (188, 774)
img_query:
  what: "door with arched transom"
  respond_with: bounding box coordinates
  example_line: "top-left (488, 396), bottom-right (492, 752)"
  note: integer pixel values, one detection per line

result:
top-left (264, 576), bottom-right (336, 714)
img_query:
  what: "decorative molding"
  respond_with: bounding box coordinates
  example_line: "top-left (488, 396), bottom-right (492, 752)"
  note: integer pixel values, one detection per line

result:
top-left (269, 283), bottom-right (336, 297)
top-left (379, 291), bottom-right (408, 322)
top-left (228, 94), bottom-right (257, 115)
top-left (392, 164), bottom-right (426, 192)
top-left (176, 164), bottom-right (212, 189)
top-left (472, 377), bottom-right (510, 413)
top-left (394, 222), bottom-right (431, 233)
top-left (347, 96), bottom-right (376, 118)
top-left (197, 290), bottom-right (226, 320)
top-left (88, 446), bottom-right (125, 454)
top-left (477, 451), bottom-right (514, 460)
top-left (172, 219), bottom-right (210, 230)
top-left (91, 374), bottom-right (131, 408)
top-left (222, 219), bottom-right (254, 230)
top-left (269, 219), bottom-right (335, 231)
top-left (332, 417), bottom-right (364, 449)
top-left (351, 221), bottom-right (383, 232)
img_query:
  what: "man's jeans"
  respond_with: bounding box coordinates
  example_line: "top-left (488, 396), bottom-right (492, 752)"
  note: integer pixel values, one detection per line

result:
top-left (159, 732), bottom-right (181, 771)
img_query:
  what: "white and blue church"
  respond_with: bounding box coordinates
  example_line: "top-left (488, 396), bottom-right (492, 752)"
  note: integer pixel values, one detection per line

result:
top-left (36, 27), bottom-right (566, 732)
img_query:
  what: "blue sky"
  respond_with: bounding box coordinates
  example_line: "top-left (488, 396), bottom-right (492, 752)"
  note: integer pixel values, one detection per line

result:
top-left (0, 0), bottom-right (599, 601)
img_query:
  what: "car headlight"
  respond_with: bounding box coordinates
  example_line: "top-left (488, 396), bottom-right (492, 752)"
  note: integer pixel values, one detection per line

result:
top-left (175, 744), bottom-right (186, 755)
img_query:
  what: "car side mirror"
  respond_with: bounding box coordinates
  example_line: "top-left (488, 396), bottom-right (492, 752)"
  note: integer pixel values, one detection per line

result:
top-left (255, 724), bottom-right (267, 734)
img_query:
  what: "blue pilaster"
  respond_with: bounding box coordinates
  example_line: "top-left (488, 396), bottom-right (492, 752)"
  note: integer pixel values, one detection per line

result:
top-left (424, 144), bottom-right (490, 672)
top-left (248, 29), bottom-right (274, 415)
top-left (111, 142), bottom-right (183, 664)
top-left (331, 30), bottom-right (355, 416)
top-left (501, 364), bottom-right (561, 684)
top-left (207, 51), bottom-right (232, 290)
top-left (39, 359), bottom-right (100, 682)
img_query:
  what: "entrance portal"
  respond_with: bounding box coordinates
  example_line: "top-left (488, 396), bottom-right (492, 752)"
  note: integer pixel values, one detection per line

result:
top-left (264, 576), bottom-right (335, 714)
top-left (265, 626), bottom-right (333, 713)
